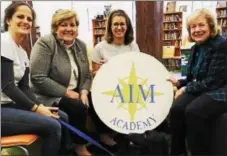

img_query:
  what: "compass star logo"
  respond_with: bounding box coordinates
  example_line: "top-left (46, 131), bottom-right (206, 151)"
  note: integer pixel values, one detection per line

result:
top-left (91, 52), bottom-right (173, 134)
top-left (102, 63), bottom-right (164, 121)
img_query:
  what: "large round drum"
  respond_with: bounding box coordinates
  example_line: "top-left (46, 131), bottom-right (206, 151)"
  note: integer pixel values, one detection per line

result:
top-left (91, 52), bottom-right (173, 134)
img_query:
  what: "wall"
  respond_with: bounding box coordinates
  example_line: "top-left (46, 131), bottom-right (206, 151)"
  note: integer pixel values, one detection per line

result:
top-left (32, 1), bottom-right (73, 36)
top-left (1, 1), bottom-right (219, 46)
top-left (33, 1), bottom-right (135, 47)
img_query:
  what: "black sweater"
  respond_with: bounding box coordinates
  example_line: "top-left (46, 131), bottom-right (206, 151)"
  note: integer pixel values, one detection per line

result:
top-left (1, 56), bottom-right (39, 110)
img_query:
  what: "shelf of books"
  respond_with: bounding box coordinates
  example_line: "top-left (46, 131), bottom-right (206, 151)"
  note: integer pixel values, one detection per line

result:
top-left (216, 2), bottom-right (227, 38)
top-left (92, 18), bottom-right (107, 47)
top-left (162, 11), bottom-right (183, 71)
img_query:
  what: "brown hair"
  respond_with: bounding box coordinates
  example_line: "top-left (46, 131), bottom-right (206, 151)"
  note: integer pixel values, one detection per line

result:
top-left (104, 9), bottom-right (134, 45)
top-left (4, 2), bottom-right (36, 31)
top-left (51, 9), bottom-right (79, 34)
top-left (186, 8), bottom-right (219, 42)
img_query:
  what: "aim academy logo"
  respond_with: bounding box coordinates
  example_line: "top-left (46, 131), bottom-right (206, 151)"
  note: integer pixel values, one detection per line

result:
top-left (102, 63), bottom-right (164, 121)
top-left (92, 52), bottom-right (173, 134)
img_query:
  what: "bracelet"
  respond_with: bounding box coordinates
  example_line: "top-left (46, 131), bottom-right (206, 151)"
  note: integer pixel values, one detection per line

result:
top-left (80, 90), bottom-right (88, 96)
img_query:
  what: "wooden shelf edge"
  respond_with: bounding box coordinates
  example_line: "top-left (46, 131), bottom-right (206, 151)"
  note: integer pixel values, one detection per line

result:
top-left (163, 39), bottom-right (181, 41)
top-left (217, 17), bottom-right (227, 19)
top-left (94, 34), bottom-right (105, 36)
top-left (162, 57), bottom-right (181, 59)
top-left (94, 27), bottom-right (106, 29)
top-left (163, 21), bottom-right (182, 23)
top-left (216, 6), bottom-right (227, 10)
top-left (163, 29), bottom-right (182, 31)
top-left (164, 11), bottom-right (183, 15)
top-left (92, 19), bottom-right (107, 22)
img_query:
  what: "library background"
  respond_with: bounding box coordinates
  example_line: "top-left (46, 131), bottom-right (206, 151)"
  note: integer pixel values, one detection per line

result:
top-left (1, 1), bottom-right (227, 156)
top-left (1, 1), bottom-right (226, 76)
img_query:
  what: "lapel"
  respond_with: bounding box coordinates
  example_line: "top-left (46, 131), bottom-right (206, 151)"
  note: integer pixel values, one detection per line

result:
top-left (189, 45), bottom-right (196, 74)
top-left (72, 39), bottom-right (86, 62)
top-left (192, 38), bottom-right (215, 76)
top-left (198, 46), bottom-right (212, 76)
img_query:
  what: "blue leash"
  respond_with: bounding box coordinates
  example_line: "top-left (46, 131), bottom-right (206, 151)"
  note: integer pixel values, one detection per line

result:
top-left (58, 120), bottom-right (116, 156)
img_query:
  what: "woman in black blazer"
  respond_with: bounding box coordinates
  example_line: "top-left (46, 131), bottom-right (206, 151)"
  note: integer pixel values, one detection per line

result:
top-left (168, 9), bottom-right (227, 155)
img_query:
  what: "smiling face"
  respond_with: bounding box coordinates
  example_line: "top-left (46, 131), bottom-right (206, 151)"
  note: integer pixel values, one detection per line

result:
top-left (7, 5), bottom-right (33, 35)
top-left (111, 16), bottom-right (127, 39)
top-left (56, 17), bottom-right (78, 44)
top-left (190, 16), bottom-right (211, 44)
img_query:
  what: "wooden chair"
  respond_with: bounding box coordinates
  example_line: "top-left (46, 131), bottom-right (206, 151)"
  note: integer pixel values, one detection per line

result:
top-left (1, 134), bottom-right (38, 156)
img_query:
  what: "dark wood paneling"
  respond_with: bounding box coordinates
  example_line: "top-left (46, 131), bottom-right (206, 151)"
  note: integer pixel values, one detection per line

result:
top-left (136, 1), bottom-right (163, 61)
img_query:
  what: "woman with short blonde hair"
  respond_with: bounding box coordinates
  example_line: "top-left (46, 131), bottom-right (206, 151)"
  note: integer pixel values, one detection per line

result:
top-left (30, 9), bottom-right (92, 156)
top-left (186, 8), bottom-right (219, 42)
top-left (51, 9), bottom-right (79, 34)
top-left (168, 8), bottom-right (226, 155)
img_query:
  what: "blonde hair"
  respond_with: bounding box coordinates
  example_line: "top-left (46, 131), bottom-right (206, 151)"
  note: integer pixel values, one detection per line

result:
top-left (51, 9), bottom-right (79, 34)
top-left (186, 8), bottom-right (219, 42)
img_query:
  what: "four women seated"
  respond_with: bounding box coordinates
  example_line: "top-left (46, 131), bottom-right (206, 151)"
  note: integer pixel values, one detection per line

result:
top-left (1, 2), bottom-right (226, 156)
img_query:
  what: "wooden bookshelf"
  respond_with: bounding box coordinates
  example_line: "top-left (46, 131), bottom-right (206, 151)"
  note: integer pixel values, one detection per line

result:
top-left (162, 12), bottom-right (183, 71)
top-left (216, 5), bottom-right (227, 38)
top-left (92, 19), bottom-right (107, 47)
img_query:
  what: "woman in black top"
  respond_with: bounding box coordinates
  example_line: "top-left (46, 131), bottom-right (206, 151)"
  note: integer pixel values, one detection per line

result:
top-left (168, 9), bottom-right (226, 155)
top-left (1, 2), bottom-right (69, 156)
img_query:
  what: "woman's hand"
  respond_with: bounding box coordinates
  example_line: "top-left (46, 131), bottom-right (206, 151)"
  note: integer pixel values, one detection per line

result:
top-left (92, 59), bottom-right (108, 77)
top-left (47, 107), bottom-right (59, 118)
top-left (35, 104), bottom-right (59, 119)
top-left (80, 90), bottom-right (89, 106)
top-left (167, 76), bottom-right (179, 86)
top-left (174, 87), bottom-right (185, 99)
top-left (99, 59), bottom-right (108, 65)
top-left (81, 94), bottom-right (89, 106)
top-left (65, 89), bottom-right (79, 100)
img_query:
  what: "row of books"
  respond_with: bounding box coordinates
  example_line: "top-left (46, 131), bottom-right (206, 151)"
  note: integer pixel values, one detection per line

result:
top-left (164, 32), bottom-right (181, 40)
top-left (217, 10), bottom-right (227, 17)
top-left (163, 41), bottom-right (172, 46)
top-left (218, 19), bottom-right (227, 27)
top-left (164, 14), bottom-right (181, 22)
top-left (94, 29), bottom-right (105, 35)
top-left (163, 40), bottom-right (182, 47)
top-left (221, 29), bottom-right (227, 38)
top-left (162, 59), bottom-right (181, 71)
top-left (94, 21), bottom-right (106, 28)
top-left (164, 23), bottom-right (182, 30)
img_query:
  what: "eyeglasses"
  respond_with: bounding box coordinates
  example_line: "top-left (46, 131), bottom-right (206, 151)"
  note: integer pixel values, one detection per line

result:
top-left (112, 22), bottom-right (126, 28)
